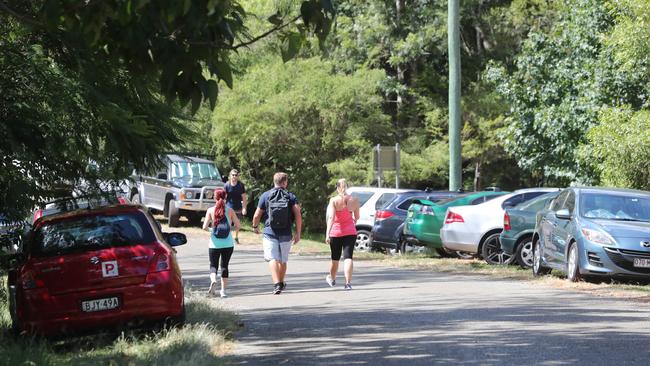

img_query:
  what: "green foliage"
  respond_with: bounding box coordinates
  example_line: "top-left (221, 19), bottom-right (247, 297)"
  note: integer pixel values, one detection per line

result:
top-left (212, 57), bottom-right (390, 228)
top-left (582, 107), bottom-right (650, 190)
top-left (0, 0), bottom-right (335, 221)
top-left (487, 0), bottom-right (615, 184)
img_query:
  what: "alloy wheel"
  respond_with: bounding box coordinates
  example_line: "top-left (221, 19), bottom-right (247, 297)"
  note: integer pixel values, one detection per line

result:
top-left (355, 231), bottom-right (371, 252)
top-left (482, 234), bottom-right (514, 265)
top-left (517, 240), bottom-right (534, 268)
top-left (567, 244), bottom-right (580, 282)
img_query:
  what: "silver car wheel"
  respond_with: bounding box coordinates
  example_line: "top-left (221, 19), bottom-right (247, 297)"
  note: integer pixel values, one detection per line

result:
top-left (355, 231), bottom-right (371, 252)
top-left (567, 244), bottom-right (580, 282)
top-left (519, 240), bottom-right (534, 267)
top-left (533, 243), bottom-right (541, 272)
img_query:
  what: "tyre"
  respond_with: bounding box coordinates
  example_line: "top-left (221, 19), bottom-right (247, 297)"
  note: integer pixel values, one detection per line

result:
top-left (355, 230), bottom-right (372, 252)
top-left (481, 232), bottom-right (513, 265)
top-left (566, 242), bottom-right (581, 282)
top-left (532, 238), bottom-right (551, 276)
top-left (168, 200), bottom-right (180, 227)
top-left (8, 284), bottom-right (21, 335)
top-left (398, 236), bottom-right (410, 255)
top-left (515, 236), bottom-right (534, 268)
top-left (165, 305), bottom-right (186, 329)
top-left (187, 212), bottom-right (202, 226)
top-left (435, 247), bottom-right (455, 258)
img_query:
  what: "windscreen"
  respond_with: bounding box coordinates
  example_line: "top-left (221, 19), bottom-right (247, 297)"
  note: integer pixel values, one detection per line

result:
top-left (517, 193), bottom-right (557, 211)
top-left (32, 211), bottom-right (156, 257)
top-left (171, 162), bottom-right (221, 180)
top-left (580, 193), bottom-right (650, 221)
top-left (435, 193), bottom-right (472, 205)
top-left (350, 191), bottom-right (374, 207)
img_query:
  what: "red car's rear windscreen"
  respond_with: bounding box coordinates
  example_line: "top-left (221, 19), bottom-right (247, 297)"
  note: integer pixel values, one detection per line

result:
top-left (31, 212), bottom-right (156, 257)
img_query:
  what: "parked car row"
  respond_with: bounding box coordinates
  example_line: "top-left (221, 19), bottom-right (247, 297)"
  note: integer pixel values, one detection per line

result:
top-left (373, 184), bottom-right (650, 283)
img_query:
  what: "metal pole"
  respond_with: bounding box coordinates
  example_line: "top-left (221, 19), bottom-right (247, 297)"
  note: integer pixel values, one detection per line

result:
top-left (448, 0), bottom-right (462, 191)
top-left (376, 144), bottom-right (382, 188)
top-left (395, 143), bottom-right (400, 189)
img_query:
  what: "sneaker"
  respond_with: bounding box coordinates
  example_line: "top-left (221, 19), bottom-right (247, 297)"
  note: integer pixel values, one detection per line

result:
top-left (344, 283), bottom-right (352, 290)
top-left (279, 281), bottom-right (286, 291)
top-left (272, 283), bottom-right (282, 295)
top-left (234, 238), bottom-right (240, 244)
top-left (326, 275), bottom-right (336, 287)
top-left (207, 281), bottom-right (218, 296)
top-left (220, 290), bottom-right (228, 298)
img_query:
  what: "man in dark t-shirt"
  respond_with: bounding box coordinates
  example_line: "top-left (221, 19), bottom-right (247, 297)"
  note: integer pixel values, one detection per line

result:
top-left (224, 169), bottom-right (247, 244)
top-left (252, 172), bottom-right (302, 295)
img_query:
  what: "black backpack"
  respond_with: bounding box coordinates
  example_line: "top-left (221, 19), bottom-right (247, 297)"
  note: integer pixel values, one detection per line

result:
top-left (212, 213), bottom-right (231, 239)
top-left (267, 188), bottom-right (291, 229)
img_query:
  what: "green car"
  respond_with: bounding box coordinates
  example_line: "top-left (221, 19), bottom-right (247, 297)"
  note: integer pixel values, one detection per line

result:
top-left (499, 191), bottom-right (559, 268)
top-left (403, 191), bottom-right (508, 256)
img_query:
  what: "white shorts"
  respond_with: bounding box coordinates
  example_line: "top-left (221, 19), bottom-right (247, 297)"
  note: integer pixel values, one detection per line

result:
top-left (263, 235), bottom-right (292, 263)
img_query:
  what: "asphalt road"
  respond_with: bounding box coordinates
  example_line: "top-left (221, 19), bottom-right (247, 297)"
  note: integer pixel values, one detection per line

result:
top-left (176, 235), bottom-right (650, 365)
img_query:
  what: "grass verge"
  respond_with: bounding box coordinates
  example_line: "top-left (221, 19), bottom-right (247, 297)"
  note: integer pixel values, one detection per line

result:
top-left (367, 251), bottom-right (650, 302)
top-left (0, 281), bottom-right (240, 366)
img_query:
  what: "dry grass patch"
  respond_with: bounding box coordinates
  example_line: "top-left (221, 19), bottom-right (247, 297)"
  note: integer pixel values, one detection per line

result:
top-left (0, 287), bottom-right (240, 366)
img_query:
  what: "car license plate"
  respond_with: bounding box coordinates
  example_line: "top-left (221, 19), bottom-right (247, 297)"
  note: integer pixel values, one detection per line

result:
top-left (81, 297), bottom-right (120, 312)
top-left (633, 258), bottom-right (650, 268)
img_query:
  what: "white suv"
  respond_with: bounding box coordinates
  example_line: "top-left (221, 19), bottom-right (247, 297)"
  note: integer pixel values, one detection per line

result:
top-left (347, 187), bottom-right (417, 251)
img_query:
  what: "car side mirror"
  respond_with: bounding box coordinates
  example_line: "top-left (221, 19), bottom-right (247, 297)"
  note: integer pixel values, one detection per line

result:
top-left (221, 175), bottom-right (227, 183)
top-left (164, 232), bottom-right (187, 247)
top-left (555, 209), bottom-right (572, 220)
top-left (156, 173), bottom-right (168, 180)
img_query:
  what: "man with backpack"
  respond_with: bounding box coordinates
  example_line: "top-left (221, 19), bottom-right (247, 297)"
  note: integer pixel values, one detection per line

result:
top-left (252, 172), bottom-right (302, 295)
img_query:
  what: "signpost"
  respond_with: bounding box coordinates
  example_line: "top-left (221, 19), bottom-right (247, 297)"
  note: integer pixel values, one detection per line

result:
top-left (373, 144), bottom-right (400, 188)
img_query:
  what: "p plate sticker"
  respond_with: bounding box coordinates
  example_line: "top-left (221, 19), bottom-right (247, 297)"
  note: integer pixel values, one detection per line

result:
top-left (102, 261), bottom-right (119, 277)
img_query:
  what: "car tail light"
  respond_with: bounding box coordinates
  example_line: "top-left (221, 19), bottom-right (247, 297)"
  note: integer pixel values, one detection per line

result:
top-left (22, 270), bottom-right (45, 290)
top-left (32, 209), bottom-right (43, 223)
top-left (420, 206), bottom-right (435, 216)
top-left (445, 211), bottom-right (464, 224)
top-left (149, 251), bottom-right (171, 273)
top-left (504, 212), bottom-right (511, 231)
top-left (375, 210), bottom-right (395, 221)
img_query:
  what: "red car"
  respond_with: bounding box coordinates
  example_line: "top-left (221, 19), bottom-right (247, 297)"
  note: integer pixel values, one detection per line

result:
top-left (8, 204), bottom-right (186, 336)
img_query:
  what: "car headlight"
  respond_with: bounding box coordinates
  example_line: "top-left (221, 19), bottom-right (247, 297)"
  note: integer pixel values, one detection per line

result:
top-left (205, 190), bottom-right (213, 199)
top-left (581, 228), bottom-right (615, 245)
top-left (183, 191), bottom-right (194, 200)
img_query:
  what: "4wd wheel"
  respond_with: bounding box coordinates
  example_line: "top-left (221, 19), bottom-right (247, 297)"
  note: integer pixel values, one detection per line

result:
top-left (187, 212), bottom-right (202, 226)
top-left (355, 230), bottom-right (372, 252)
top-left (515, 237), bottom-right (534, 268)
top-left (566, 242), bottom-right (582, 282)
top-left (481, 233), bottom-right (513, 265)
top-left (168, 200), bottom-right (180, 227)
top-left (532, 239), bottom-right (551, 276)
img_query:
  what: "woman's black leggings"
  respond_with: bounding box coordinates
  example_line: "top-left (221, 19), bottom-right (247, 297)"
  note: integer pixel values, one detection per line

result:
top-left (209, 247), bottom-right (234, 278)
top-left (330, 235), bottom-right (355, 260)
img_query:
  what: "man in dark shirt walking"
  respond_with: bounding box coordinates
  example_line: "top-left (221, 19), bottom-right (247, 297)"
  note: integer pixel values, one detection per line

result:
top-left (252, 172), bottom-right (302, 295)
top-left (224, 169), bottom-right (247, 244)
